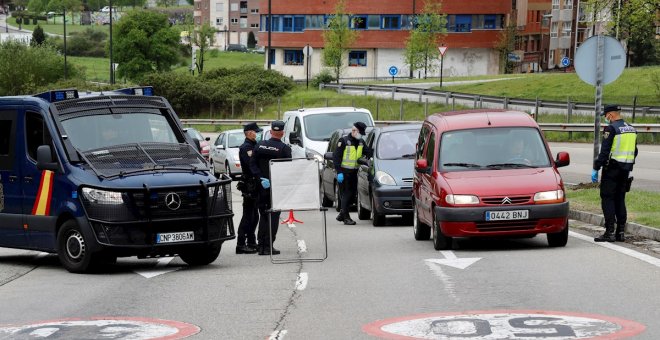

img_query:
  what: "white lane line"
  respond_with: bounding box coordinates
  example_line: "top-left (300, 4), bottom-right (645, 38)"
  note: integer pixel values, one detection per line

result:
top-left (297, 240), bottom-right (307, 253)
top-left (295, 273), bottom-right (308, 291)
top-left (570, 231), bottom-right (660, 268)
top-left (269, 330), bottom-right (288, 340)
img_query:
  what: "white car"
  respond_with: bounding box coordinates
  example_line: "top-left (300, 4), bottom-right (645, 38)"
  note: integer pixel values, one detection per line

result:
top-left (281, 107), bottom-right (375, 162)
top-left (209, 129), bottom-right (244, 178)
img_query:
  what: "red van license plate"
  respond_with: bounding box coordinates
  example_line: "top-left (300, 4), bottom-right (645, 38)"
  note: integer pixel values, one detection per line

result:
top-left (485, 210), bottom-right (529, 221)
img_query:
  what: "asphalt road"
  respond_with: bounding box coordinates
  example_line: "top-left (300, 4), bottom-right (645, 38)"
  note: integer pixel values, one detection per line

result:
top-left (1, 182), bottom-right (660, 339)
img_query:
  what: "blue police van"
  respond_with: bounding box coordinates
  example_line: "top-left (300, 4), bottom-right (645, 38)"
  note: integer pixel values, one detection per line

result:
top-left (0, 87), bottom-right (235, 273)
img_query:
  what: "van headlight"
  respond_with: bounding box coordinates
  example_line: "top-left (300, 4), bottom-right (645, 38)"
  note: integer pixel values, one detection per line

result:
top-left (446, 194), bottom-right (479, 205)
top-left (534, 189), bottom-right (564, 203)
top-left (81, 187), bottom-right (124, 205)
top-left (375, 171), bottom-right (396, 186)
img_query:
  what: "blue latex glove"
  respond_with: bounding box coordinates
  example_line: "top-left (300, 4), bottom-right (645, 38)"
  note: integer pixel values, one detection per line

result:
top-left (591, 169), bottom-right (598, 183)
top-left (261, 177), bottom-right (270, 189)
top-left (337, 173), bottom-right (344, 184)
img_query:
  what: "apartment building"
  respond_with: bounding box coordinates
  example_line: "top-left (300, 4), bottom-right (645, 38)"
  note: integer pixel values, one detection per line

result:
top-left (256, 0), bottom-right (515, 79)
top-left (196, 0), bottom-right (261, 50)
top-left (517, 0), bottom-right (552, 72)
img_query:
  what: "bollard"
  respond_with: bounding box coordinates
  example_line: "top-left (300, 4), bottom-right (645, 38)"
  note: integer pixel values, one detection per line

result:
top-left (391, 87), bottom-right (396, 100)
top-left (445, 92), bottom-right (450, 105)
top-left (479, 96), bottom-right (483, 109)
top-left (364, 87), bottom-right (368, 96)
top-left (503, 97), bottom-right (508, 110)
top-left (419, 89), bottom-right (423, 103)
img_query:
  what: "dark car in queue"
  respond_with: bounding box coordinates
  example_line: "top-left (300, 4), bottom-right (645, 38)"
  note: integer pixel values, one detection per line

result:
top-left (356, 124), bottom-right (421, 226)
top-left (320, 127), bottom-right (372, 211)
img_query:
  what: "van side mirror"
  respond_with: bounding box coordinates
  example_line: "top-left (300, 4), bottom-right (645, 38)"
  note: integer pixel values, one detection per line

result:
top-left (555, 152), bottom-right (570, 168)
top-left (36, 145), bottom-right (58, 171)
top-left (415, 159), bottom-right (430, 174)
top-left (324, 152), bottom-right (333, 160)
top-left (289, 132), bottom-right (302, 146)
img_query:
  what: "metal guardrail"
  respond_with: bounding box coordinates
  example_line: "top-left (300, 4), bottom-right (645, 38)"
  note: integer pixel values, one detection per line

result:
top-left (180, 119), bottom-right (660, 133)
top-left (319, 83), bottom-right (660, 116)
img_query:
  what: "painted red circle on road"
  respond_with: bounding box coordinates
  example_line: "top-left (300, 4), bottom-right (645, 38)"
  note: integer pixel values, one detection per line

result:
top-left (363, 310), bottom-right (646, 339)
top-left (0, 317), bottom-right (199, 339)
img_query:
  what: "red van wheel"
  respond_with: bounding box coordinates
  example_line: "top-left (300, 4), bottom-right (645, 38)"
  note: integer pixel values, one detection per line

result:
top-left (413, 200), bottom-right (430, 240)
top-left (432, 210), bottom-right (453, 250)
top-left (547, 221), bottom-right (569, 247)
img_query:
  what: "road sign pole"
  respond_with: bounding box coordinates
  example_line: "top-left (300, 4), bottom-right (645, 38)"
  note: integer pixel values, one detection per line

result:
top-left (440, 55), bottom-right (444, 88)
top-left (306, 44), bottom-right (310, 89)
top-left (593, 34), bottom-right (604, 163)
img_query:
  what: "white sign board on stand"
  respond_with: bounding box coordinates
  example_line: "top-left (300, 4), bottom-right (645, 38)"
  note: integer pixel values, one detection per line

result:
top-left (270, 158), bottom-right (320, 212)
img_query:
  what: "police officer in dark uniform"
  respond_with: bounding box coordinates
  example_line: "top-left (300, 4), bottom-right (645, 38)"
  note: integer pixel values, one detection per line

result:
top-left (592, 105), bottom-right (638, 242)
top-left (235, 122), bottom-right (261, 254)
top-left (333, 122), bottom-right (372, 225)
top-left (249, 120), bottom-right (292, 255)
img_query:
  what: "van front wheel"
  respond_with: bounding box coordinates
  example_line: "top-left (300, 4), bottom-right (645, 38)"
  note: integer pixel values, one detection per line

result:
top-left (179, 242), bottom-right (222, 266)
top-left (413, 201), bottom-right (430, 240)
top-left (432, 212), bottom-right (453, 250)
top-left (57, 220), bottom-right (99, 273)
top-left (547, 222), bottom-right (569, 247)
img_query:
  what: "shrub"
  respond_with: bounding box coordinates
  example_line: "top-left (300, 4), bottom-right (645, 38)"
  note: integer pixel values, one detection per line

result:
top-left (311, 69), bottom-right (336, 88)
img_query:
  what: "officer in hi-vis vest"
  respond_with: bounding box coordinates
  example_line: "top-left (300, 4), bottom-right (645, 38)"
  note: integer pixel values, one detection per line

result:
top-left (333, 122), bottom-right (372, 225)
top-left (592, 105), bottom-right (638, 242)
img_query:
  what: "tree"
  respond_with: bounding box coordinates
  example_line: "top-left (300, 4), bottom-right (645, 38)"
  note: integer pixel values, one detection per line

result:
top-left (27, 0), bottom-right (49, 13)
top-left (0, 40), bottom-right (81, 95)
top-left (322, 0), bottom-right (359, 83)
top-left (189, 23), bottom-right (216, 75)
top-left (31, 24), bottom-right (46, 46)
top-left (46, 0), bottom-right (82, 24)
top-left (247, 31), bottom-right (256, 48)
top-left (404, 1), bottom-right (447, 79)
top-left (112, 10), bottom-right (181, 81)
top-left (495, 21), bottom-right (518, 74)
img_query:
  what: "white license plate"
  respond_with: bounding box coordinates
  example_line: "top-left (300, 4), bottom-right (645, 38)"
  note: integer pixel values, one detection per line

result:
top-left (156, 231), bottom-right (194, 244)
top-left (485, 210), bottom-right (529, 221)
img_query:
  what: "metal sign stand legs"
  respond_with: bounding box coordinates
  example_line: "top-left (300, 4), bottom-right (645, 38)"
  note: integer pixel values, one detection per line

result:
top-left (269, 208), bottom-right (328, 264)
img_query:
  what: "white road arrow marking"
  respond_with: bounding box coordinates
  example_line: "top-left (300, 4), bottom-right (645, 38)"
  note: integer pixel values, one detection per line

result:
top-left (425, 251), bottom-right (482, 270)
top-left (134, 257), bottom-right (180, 278)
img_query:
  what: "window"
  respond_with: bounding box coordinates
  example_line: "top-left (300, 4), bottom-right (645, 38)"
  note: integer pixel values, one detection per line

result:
top-left (426, 132), bottom-right (435, 166)
top-left (563, 0), bottom-right (573, 9)
top-left (25, 112), bottom-right (50, 162)
top-left (284, 50), bottom-right (304, 65)
top-left (455, 15), bottom-right (471, 32)
top-left (306, 15), bottom-right (325, 29)
top-left (381, 15), bottom-right (400, 29)
top-left (230, 18), bottom-right (238, 25)
top-left (484, 15), bottom-right (497, 29)
top-left (251, 8), bottom-right (258, 14)
top-left (283, 16), bottom-right (293, 31)
top-left (215, 2), bottom-right (223, 11)
top-left (250, 23), bottom-right (259, 28)
top-left (348, 51), bottom-right (366, 67)
top-left (269, 49), bottom-right (276, 65)
top-left (0, 113), bottom-right (15, 170)
top-left (240, 16), bottom-right (247, 28)
top-left (230, 3), bottom-right (238, 11)
top-left (271, 16), bottom-right (281, 31)
top-left (552, 0), bottom-right (560, 9)
top-left (562, 22), bottom-right (572, 36)
top-left (550, 22), bottom-right (558, 37)
top-left (216, 18), bottom-right (223, 26)
top-left (416, 125), bottom-right (429, 160)
top-left (215, 134), bottom-right (225, 146)
top-left (351, 15), bottom-right (367, 29)
top-left (294, 16), bottom-right (304, 31)
top-left (367, 15), bottom-right (380, 29)
top-left (0, 120), bottom-right (10, 156)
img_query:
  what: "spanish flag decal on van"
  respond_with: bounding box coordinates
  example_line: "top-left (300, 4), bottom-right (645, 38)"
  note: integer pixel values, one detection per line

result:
top-left (31, 170), bottom-right (54, 216)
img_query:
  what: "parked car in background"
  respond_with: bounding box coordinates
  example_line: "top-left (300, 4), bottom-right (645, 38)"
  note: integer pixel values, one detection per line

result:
top-left (184, 127), bottom-right (211, 160)
top-left (227, 44), bottom-right (248, 52)
top-left (210, 129), bottom-right (245, 178)
top-left (413, 110), bottom-right (570, 250)
top-left (320, 127), bottom-right (373, 211)
top-left (356, 124), bottom-right (421, 226)
top-left (252, 46), bottom-right (266, 54)
top-left (282, 107), bottom-right (374, 163)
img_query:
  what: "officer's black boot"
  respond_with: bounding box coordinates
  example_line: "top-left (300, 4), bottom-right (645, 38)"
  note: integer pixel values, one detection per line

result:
top-left (594, 223), bottom-right (616, 242)
top-left (343, 212), bottom-right (356, 225)
top-left (236, 245), bottom-right (258, 254)
top-left (336, 213), bottom-right (344, 222)
top-left (615, 224), bottom-right (626, 242)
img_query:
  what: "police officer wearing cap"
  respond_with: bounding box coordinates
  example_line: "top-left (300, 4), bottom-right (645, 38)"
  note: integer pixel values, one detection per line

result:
top-left (333, 122), bottom-right (372, 225)
top-left (235, 122), bottom-right (262, 254)
top-left (592, 104), bottom-right (638, 242)
top-left (249, 120), bottom-right (292, 255)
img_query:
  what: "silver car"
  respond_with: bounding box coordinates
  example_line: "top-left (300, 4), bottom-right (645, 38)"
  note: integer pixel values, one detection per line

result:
top-left (210, 129), bottom-right (245, 178)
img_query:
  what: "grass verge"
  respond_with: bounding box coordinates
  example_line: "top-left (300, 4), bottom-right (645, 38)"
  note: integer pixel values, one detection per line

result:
top-left (567, 186), bottom-right (660, 229)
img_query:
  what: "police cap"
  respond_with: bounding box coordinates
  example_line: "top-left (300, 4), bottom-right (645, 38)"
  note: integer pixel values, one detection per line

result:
top-left (243, 122), bottom-right (263, 132)
top-left (353, 121), bottom-right (367, 135)
top-left (601, 104), bottom-right (621, 116)
top-left (271, 120), bottom-right (285, 131)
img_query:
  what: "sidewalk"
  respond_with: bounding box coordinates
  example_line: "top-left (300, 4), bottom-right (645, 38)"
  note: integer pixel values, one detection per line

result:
top-left (569, 209), bottom-right (660, 242)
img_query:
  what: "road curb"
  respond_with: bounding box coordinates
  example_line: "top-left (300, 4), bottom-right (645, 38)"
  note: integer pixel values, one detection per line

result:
top-left (569, 209), bottom-right (660, 242)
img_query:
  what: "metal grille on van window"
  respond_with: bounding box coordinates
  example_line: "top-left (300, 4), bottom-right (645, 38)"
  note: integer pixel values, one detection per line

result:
top-left (481, 196), bottom-right (531, 205)
top-left (54, 95), bottom-right (167, 114)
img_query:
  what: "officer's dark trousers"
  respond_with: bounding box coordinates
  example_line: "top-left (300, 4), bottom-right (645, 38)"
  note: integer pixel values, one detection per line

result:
top-left (600, 165), bottom-right (629, 226)
top-left (257, 188), bottom-right (280, 248)
top-left (340, 171), bottom-right (358, 216)
top-left (237, 195), bottom-right (258, 247)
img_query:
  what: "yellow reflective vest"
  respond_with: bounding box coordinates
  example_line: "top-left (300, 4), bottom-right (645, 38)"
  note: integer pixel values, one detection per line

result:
top-left (340, 142), bottom-right (363, 170)
top-left (610, 123), bottom-right (637, 166)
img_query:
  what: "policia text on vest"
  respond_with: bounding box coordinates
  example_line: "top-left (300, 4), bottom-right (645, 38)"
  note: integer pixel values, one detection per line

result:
top-left (592, 105), bottom-right (638, 243)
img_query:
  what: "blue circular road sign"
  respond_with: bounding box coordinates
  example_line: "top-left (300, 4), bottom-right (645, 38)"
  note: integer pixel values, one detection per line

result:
top-left (388, 66), bottom-right (398, 76)
top-left (561, 56), bottom-right (571, 67)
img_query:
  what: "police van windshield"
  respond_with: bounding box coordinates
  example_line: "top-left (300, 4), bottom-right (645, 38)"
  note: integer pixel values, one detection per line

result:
top-left (61, 113), bottom-right (179, 152)
top-left (439, 127), bottom-right (551, 171)
top-left (303, 112), bottom-right (372, 141)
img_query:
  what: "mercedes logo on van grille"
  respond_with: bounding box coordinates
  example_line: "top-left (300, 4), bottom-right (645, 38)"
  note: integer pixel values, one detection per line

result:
top-left (165, 192), bottom-right (182, 210)
top-left (501, 197), bottom-right (512, 204)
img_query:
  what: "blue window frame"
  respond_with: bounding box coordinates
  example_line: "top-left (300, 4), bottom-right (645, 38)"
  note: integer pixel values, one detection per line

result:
top-left (348, 51), bottom-right (367, 67)
top-left (269, 49), bottom-right (275, 65)
top-left (381, 15), bottom-right (400, 29)
top-left (284, 50), bottom-right (304, 65)
top-left (271, 16), bottom-right (281, 31)
top-left (455, 15), bottom-right (471, 32)
top-left (351, 15), bottom-right (367, 29)
top-left (293, 16), bottom-right (305, 31)
top-left (283, 16), bottom-right (293, 31)
top-left (484, 14), bottom-right (496, 29)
